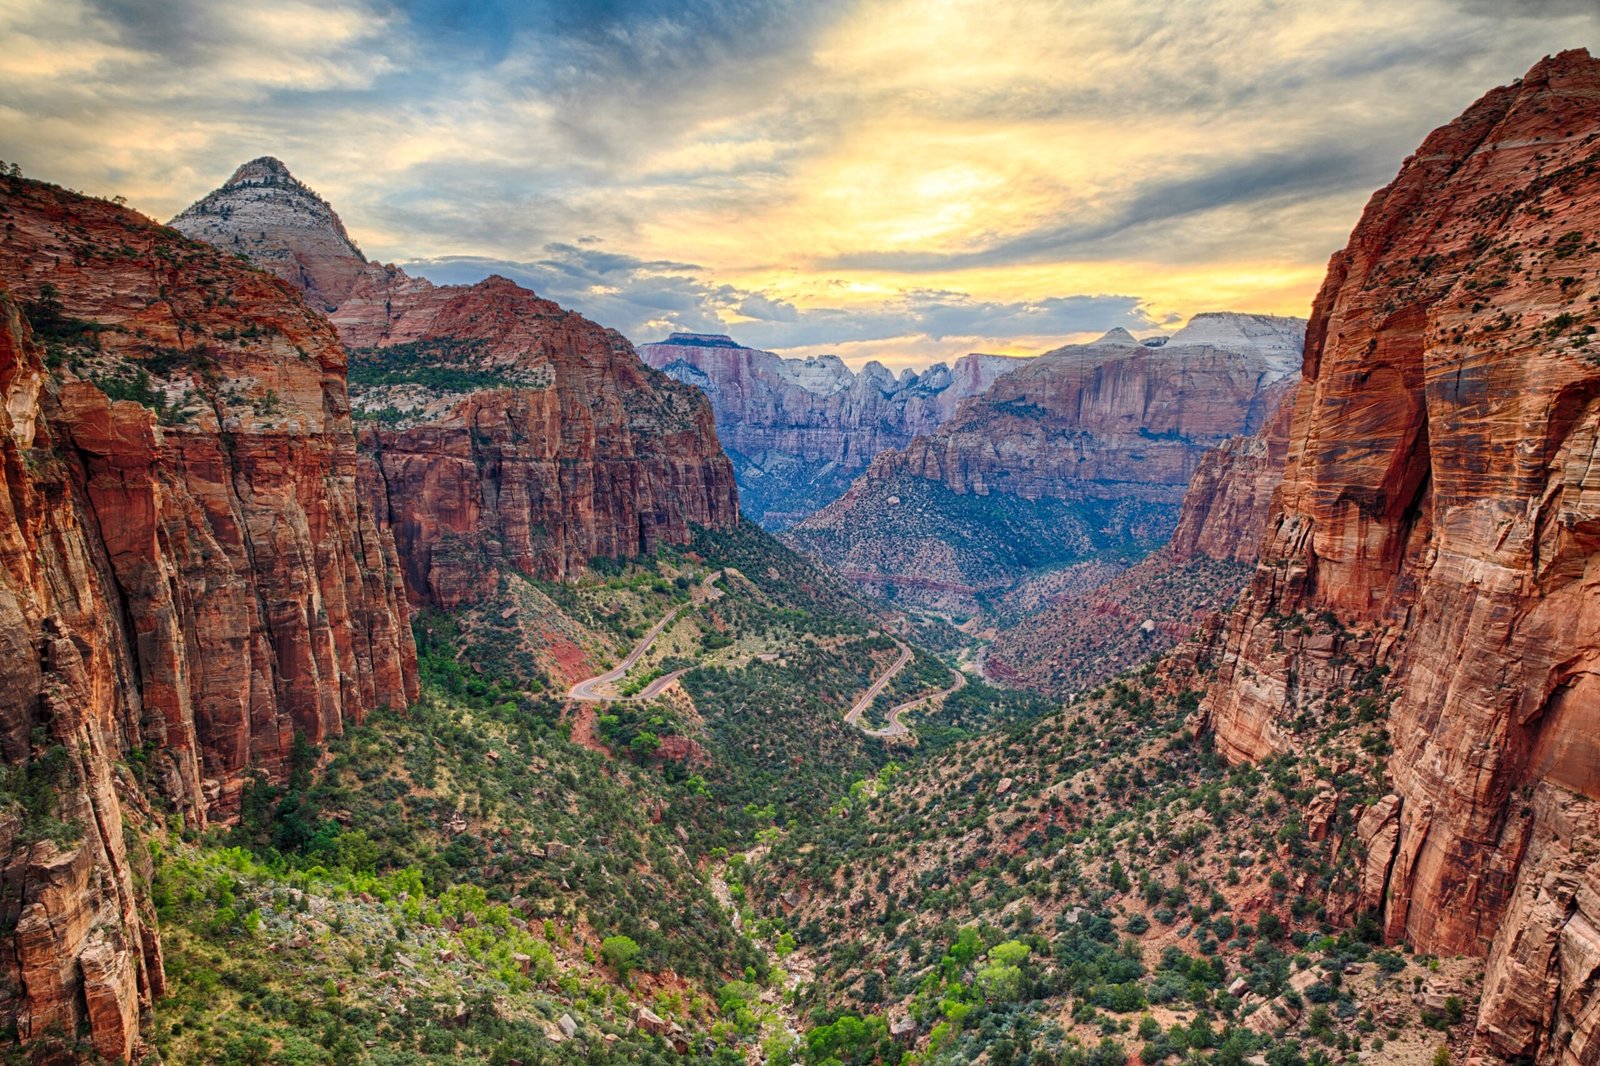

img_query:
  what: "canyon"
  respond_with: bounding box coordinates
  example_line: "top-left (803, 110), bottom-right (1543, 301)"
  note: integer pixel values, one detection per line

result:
top-left (0, 156), bottom-right (739, 1060)
top-left (0, 173), bottom-right (417, 1060)
top-left (1, 42), bottom-right (1599, 1066)
top-left (981, 377), bottom-right (1296, 696)
top-left (638, 333), bottom-right (1026, 528)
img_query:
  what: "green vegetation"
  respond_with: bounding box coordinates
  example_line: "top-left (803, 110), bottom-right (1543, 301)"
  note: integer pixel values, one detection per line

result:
top-left (600, 935), bottom-right (641, 981)
top-left (739, 624), bottom-right (1466, 1065)
top-left (0, 737), bottom-right (82, 845)
top-left (20, 283), bottom-right (116, 364)
top-left (348, 337), bottom-right (553, 401)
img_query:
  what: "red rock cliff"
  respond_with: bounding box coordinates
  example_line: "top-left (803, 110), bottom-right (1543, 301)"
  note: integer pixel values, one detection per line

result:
top-left (865, 317), bottom-right (1302, 505)
top-left (1167, 379), bottom-right (1296, 564)
top-left (1197, 50), bottom-right (1600, 1063)
top-left (781, 317), bottom-right (1302, 608)
top-left (638, 333), bottom-right (1026, 526)
top-left (173, 164), bottom-right (741, 609)
top-left (351, 279), bottom-right (741, 607)
top-left (0, 174), bottom-right (418, 1059)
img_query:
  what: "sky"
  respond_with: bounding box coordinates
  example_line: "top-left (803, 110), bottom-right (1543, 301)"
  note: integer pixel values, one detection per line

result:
top-left (2, 1), bottom-right (1597, 371)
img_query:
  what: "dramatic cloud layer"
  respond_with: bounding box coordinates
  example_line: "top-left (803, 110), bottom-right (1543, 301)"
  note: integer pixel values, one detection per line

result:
top-left (2, 0), bottom-right (1596, 367)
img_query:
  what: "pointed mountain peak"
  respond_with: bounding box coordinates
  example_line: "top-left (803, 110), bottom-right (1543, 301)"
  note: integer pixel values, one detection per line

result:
top-left (170, 157), bottom-right (368, 311)
top-left (1094, 327), bottom-right (1141, 346)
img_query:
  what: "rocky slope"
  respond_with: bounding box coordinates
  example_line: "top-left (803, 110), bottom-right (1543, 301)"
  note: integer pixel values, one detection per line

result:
top-left (173, 161), bottom-right (740, 609)
top-left (0, 172), bottom-right (418, 1059)
top-left (1193, 49), bottom-right (1600, 1064)
top-left (639, 333), bottom-right (1025, 527)
top-left (784, 314), bottom-right (1304, 610)
top-left (168, 156), bottom-right (371, 312)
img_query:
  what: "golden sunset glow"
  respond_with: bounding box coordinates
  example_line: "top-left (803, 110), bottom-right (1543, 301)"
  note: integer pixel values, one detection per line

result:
top-left (1, 0), bottom-right (1595, 368)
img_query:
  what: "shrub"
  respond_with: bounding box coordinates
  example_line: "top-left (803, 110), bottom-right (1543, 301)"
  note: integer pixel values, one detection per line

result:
top-left (601, 934), bottom-right (641, 981)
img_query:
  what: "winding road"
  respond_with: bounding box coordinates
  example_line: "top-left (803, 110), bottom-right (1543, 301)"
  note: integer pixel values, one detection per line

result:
top-left (843, 639), bottom-right (912, 727)
top-left (566, 571), bottom-right (721, 702)
top-left (862, 667), bottom-right (966, 738)
top-left (565, 571), bottom-right (960, 741)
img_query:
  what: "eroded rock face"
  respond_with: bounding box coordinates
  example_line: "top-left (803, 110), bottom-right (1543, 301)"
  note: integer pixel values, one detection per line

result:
top-left (175, 163), bottom-right (741, 608)
top-left (1195, 49), bottom-right (1600, 1061)
top-left (344, 284), bottom-right (741, 607)
top-left (782, 316), bottom-right (1303, 606)
top-left (873, 318), bottom-right (1301, 503)
top-left (638, 334), bottom-right (1027, 528)
top-left (0, 173), bottom-right (419, 1057)
top-left (361, 369), bottom-right (738, 608)
top-left (1167, 381), bottom-right (1296, 564)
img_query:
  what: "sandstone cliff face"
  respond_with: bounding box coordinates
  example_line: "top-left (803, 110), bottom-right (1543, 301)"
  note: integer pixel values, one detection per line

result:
top-left (639, 333), bottom-right (1025, 527)
top-left (0, 173), bottom-right (418, 1058)
top-left (983, 376), bottom-right (1295, 697)
top-left (343, 281), bottom-right (740, 607)
top-left (1167, 380), bottom-right (1296, 563)
top-left (175, 164), bottom-right (741, 609)
top-left (871, 315), bottom-right (1302, 504)
top-left (1195, 50), bottom-right (1600, 1063)
top-left (783, 315), bottom-right (1303, 609)
top-left (360, 354), bottom-right (738, 609)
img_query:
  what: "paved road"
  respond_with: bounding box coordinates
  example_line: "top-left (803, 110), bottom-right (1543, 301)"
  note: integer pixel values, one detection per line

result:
top-left (567, 572), bottom-right (952, 742)
top-left (566, 571), bottom-right (720, 702)
top-left (843, 639), bottom-right (913, 727)
top-left (863, 668), bottom-right (966, 738)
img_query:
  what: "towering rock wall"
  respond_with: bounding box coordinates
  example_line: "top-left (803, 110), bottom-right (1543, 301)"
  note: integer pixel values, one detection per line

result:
top-left (1195, 50), bottom-right (1600, 1063)
top-left (173, 163), bottom-right (741, 609)
top-left (1167, 379), bottom-right (1296, 563)
top-left (0, 173), bottom-right (418, 1059)
top-left (351, 284), bottom-right (740, 608)
top-left (871, 315), bottom-right (1303, 504)
top-left (639, 333), bottom-right (1025, 527)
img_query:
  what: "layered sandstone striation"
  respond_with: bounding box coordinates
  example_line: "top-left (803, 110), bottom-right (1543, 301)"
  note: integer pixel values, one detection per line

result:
top-left (983, 377), bottom-right (1294, 696)
top-left (784, 315), bottom-right (1303, 608)
top-left (1167, 380), bottom-right (1296, 563)
top-left (871, 314), bottom-right (1302, 504)
top-left (176, 163), bottom-right (740, 609)
top-left (1194, 50), bottom-right (1600, 1063)
top-left (0, 173), bottom-right (418, 1057)
top-left (639, 334), bottom-right (1025, 527)
top-left (343, 280), bottom-right (740, 608)
top-left (359, 349), bottom-right (738, 608)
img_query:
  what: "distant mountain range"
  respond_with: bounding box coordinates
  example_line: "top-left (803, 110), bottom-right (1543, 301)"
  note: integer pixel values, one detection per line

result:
top-left (780, 312), bottom-right (1305, 614)
top-left (638, 333), bottom-right (1027, 527)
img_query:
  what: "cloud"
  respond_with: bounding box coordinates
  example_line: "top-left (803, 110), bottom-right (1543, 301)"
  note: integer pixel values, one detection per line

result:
top-left (399, 246), bottom-right (1157, 360)
top-left (1, 0), bottom-right (1597, 366)
top-left (819, 142), bottom-right (1391, 272)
